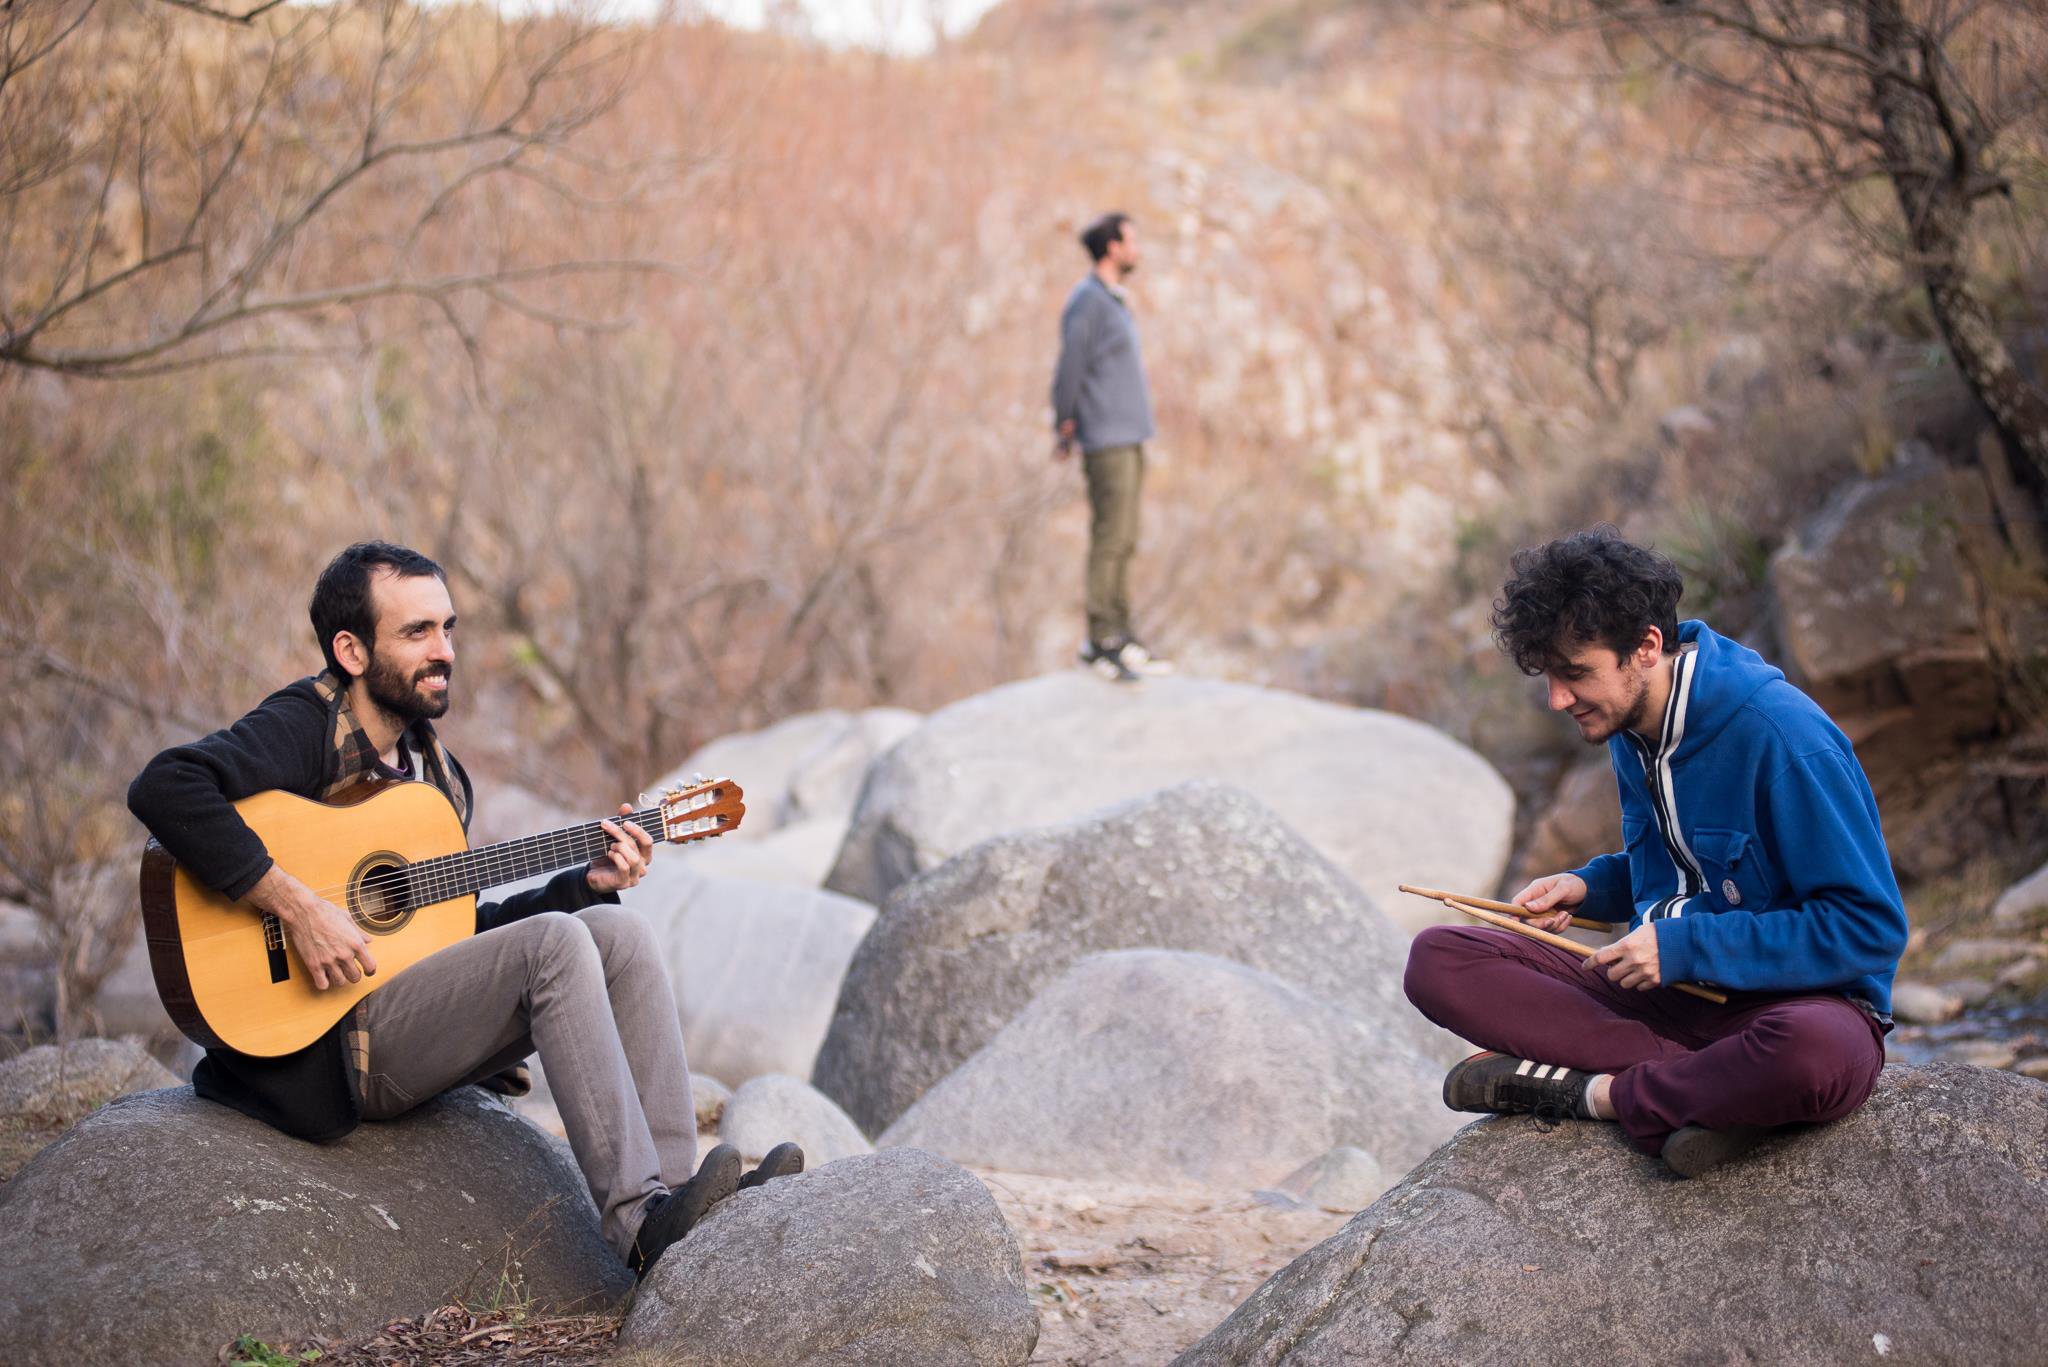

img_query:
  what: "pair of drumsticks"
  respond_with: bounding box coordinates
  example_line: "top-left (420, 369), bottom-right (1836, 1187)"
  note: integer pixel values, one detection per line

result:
top-left (1399, 884), bottom-right (1728, 1005)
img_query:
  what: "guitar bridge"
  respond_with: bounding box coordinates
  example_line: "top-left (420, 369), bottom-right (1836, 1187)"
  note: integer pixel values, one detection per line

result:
top-left (262, 911), bottom-right (290, 984)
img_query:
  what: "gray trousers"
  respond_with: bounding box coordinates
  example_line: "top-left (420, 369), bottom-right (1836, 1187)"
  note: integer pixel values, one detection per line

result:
top-left (356, 906), bottom-right (695, 1257)
top-left (1084, 443), bottom-right (1144, 645)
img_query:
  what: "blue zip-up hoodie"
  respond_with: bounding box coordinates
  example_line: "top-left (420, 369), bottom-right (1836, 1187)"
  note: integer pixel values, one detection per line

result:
top-left (1567, 620), bottom-right (1908, 1019)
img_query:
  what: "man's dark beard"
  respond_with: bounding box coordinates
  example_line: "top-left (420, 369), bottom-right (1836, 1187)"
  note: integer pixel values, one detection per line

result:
top-left (1615, 670), bottom-right (1654, 737)
top-left (364, 650), bottom-right (451, 723)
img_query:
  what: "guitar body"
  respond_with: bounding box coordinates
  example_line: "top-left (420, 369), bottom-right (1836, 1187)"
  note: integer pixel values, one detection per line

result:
top-left (142, 780), bottom-right (477, 1057)
top-left (141, 772), bottom-right (741, 1058)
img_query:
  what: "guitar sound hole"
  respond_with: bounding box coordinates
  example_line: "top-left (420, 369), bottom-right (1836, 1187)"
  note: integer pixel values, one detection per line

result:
top-left (348, 854), bottom-right (417, 936)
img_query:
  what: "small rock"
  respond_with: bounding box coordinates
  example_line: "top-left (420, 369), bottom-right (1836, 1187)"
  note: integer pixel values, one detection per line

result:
top-left (1991, 860), bottom-right (2048, 930)
top-left (692, 1073), bottom-right (731, 1131)
top-left (1940, 978), bottom-right (1997, 1009)
top-left (1704, 333), bottom-right (1771, 402)
top-left (0, 1040), bottom-right (178, 1116)
top-left (1889, 981), bottom-right (1963, 1024)
top-left (719, 1073), bottom-right (872, 1166)
top-left (1994, 955), bottom-right (2044, 990)
top-left (2013, 1057), bottom-right (2048, 1081)
top-left (620, 1148), bottom-right (1036, 1366)
top-left (1271, 1145), bottom-right (1395, 1213)
top-left (1933, 938), bottom-right (2032, 973)
top-left (1940, 1040), bottom-right (2018, 1069)
top-left (1658, 405), bottom-right (1720, 456)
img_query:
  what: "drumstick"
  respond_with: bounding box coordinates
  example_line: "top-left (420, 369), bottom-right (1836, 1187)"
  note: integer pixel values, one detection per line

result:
top-left (1397, 883), bottom-right (1606, 933)
top-left (1435, 899), bottom-right (1730, 1005)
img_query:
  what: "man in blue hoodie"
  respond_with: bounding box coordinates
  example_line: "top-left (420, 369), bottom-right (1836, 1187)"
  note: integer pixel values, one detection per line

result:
top-left (1404, 527), bottom-right (1907, 1176)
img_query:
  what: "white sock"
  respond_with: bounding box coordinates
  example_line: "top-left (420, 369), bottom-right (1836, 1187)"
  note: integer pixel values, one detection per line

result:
top-left (1582, 1075), bottom-right (1604, 1119)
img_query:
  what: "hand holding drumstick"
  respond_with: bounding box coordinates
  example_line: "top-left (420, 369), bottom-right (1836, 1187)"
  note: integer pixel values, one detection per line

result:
top-left (1398, 883), bottom-right (1728, 1005)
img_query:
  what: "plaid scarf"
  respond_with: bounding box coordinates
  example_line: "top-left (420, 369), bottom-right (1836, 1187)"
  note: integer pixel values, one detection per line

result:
top-left (308, 671), bottom-right (528, 1101)
top-left (310, 669), bottom-right (470, 824)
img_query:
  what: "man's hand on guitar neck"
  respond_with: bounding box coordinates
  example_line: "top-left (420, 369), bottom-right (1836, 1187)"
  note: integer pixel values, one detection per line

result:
top-left (585, 804), bottom-right (656, 895)
top-left (248, 864), bottom-right (378, 991)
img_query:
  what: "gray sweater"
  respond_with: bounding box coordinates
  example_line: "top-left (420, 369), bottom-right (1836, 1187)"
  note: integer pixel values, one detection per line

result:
top-left (1050, 275), bottom-right (1155, 452)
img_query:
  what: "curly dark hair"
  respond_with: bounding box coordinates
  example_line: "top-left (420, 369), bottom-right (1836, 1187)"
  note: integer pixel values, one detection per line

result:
top-left (1491, 526), bottom-right (1684, 675)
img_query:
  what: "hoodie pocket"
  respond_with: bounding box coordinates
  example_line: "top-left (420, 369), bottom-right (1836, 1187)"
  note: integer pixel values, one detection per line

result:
top-left (1694, 827), bottom-right (1773, 912)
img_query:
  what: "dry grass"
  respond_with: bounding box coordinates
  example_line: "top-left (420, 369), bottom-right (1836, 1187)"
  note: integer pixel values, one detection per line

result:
top-left (223, 1305), bottom-right (621, 1366)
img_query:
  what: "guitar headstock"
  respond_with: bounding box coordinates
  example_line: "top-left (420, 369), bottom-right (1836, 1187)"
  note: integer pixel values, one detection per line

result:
top-left (656, 776), bottom-right (745, 845)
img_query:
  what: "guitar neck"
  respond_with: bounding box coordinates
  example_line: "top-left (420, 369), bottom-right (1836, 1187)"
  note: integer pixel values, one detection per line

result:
top-left (406, 808), bottom-right (665, 904)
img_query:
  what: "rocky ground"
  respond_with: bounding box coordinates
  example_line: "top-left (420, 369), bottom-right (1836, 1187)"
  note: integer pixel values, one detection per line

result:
top-left (194, 1141), bottom-right (1350, 1367)
top-left (220, 1160), bottom-right (1353, 1367)
top-left (977, 1167), bottom-right (1352, 1366)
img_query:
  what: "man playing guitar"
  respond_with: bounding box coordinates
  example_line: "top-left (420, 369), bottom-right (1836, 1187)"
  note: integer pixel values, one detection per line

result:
top-left (128, 540), bottom-right (798, 1277)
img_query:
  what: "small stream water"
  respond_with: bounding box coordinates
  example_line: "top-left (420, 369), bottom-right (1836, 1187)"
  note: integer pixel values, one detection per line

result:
top-left (1884, 993), bottom-right (2048, 1068)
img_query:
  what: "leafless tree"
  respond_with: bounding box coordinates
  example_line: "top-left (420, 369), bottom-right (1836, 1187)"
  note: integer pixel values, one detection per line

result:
top-left (0, 0), bottom-right (651, 380)
top-left (1514, 0), bottom-right (2048, 501)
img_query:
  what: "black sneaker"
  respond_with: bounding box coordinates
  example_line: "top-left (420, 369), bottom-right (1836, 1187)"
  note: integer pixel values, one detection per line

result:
top-left (628, 1143), bottom-right (741, 1278)
top-left (1661, 1124), bottom-right (1769, 1178)
top-left (1078, 638), bottom-right (1140, 683)
top-left (738, 1140), bottom-right (805, 1190)
top-left (1442, 1050), bottom-right (1595, 1126)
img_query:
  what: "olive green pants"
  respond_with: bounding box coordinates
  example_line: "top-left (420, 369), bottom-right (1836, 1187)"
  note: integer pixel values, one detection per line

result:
top-left (1084, 443), bottom-right (1144, 645)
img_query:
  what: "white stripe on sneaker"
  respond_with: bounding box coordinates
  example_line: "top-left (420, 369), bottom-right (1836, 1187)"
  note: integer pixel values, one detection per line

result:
top-left (1515, 1059), bottom-right (1535, 1076)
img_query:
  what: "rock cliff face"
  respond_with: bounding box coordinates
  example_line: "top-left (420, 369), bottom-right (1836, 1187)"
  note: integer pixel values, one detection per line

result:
top-left (0, 1087), bottom-right (628, 1367)
top-left (1175, 1064), bottom-right (2048, 1366)
top-left (1767, 449), bottom-right (2046, 878)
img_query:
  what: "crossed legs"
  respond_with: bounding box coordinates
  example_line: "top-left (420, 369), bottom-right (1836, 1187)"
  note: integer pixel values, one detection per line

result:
top-left (1403, 925), bottom-right (1885, 1153)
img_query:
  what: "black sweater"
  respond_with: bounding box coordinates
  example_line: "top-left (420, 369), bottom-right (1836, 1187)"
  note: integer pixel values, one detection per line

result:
top-left (128, 678), bottom-right (612, 1141)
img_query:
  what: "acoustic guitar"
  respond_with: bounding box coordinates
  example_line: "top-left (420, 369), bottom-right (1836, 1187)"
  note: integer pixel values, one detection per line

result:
top-left (141, 773), bottom-right (744, 1057)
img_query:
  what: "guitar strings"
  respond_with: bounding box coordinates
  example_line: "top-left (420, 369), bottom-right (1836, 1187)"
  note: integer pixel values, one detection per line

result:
top-left (284, 809), bottom-right (674, 910)
top-left (295, 812), bottom-right (661, 906)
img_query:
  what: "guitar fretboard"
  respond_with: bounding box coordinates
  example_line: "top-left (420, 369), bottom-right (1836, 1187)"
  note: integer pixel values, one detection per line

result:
top-left (404, 807), bottom-right (668, 906)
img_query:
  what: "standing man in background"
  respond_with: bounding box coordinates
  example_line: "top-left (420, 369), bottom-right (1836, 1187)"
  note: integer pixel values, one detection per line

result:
top-left (1052, 212), bottom-right (1172, 684)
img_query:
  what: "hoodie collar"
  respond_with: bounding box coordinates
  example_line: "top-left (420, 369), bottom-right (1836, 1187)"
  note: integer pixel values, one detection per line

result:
top-left (1635, 620), bottom-right (1785, 764)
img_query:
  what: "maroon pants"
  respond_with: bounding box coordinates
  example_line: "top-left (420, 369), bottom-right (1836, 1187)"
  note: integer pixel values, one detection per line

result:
top-left (1404, 925), bottom-right (1886, 1153)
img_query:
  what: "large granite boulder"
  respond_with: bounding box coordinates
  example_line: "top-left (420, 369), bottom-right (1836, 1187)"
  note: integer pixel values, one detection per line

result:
top-left (655, 706), bottom-right (921, 837)
top-left (881, 951), bottom-right (1457, 1189)
top-left (0, 1038), bottom-right (178, 1115)
top-left (1765, 451), bottom-right (2048, 880)
top-left (1769, 450), bottom-right (1990, 709)
top-left (814, 783), bottom-right (1461, 1135)
top-left (720, 1073), bottom-right (874, 1166)
top-left (1176, 1064), bottom-right (2048, 1365)
top-left (620, 1147), bottom-right (1037, 1366)
top-left (822, 673), bottom-right (1513, 928)
top-left (0, 1086), bottom-right (628, 1366)
top-left (621, 863), bottom-right (875, 1084)
top-left (683, 815), bottom-right (848, 887)
top-left (463, 775), bottom-right (579, 848)
top-left (1766, 446), bottom-right (2018, 840)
